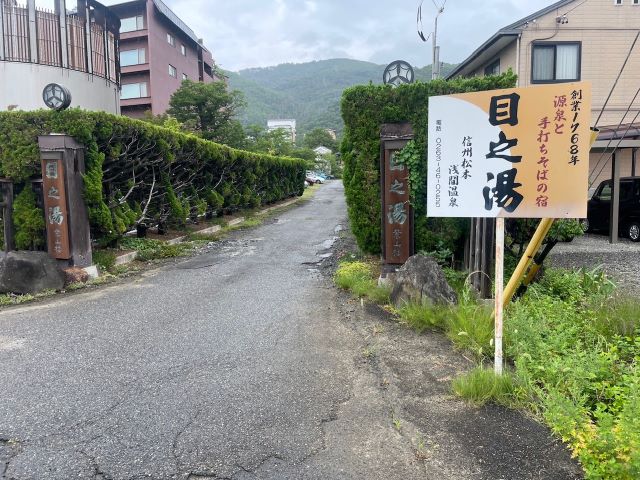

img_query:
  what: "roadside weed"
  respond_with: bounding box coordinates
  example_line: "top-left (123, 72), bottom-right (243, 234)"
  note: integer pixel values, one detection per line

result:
top-left (452, 366), bottom-right (521, 407)
top-left (392, 417), bottom-right (402, 432)
top-left (120, 238), bottom-right (192, 261)
top-left (443, 303), bottom-right (494, 360)
top-left (92, 249), bottom-right (117, 272)
top-left (397, 302), bottom-right (445, 332)
top-left (0, 289), bottom-right (57, 306)
top-left (334, 261), bottom-right (389, 304)
top-left (362, 345), bottom-right (377, 359)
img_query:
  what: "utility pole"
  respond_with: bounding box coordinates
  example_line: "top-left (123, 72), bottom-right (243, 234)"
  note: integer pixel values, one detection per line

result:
top-left (432, 5), bottom-right (444, 80)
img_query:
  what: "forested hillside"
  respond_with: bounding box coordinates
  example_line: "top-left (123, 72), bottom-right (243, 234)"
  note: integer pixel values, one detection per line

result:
top-left (226, 58), bottom-right (456, 137)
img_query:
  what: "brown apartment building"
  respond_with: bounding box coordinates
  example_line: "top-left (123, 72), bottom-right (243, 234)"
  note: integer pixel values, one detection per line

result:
top-left (447, 0), bottom-right (640, 188)
top-left (109, 0), bottom-right (218, 118)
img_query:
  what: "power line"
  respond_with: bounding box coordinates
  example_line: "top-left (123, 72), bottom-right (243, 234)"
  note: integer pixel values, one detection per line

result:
top-left (590, 109), bottom-right (640, 185)
top-left (594, 31), bottom-right (640, 129)
top-left (589, 85), bottom-right (640, 185)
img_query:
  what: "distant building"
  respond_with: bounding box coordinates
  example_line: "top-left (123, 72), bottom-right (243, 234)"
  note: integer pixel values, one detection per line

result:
top-left (324, 129), bottom-right (337, 141)
top-left (267, 119), bottom-right (297, 143)
top-left (313, 146), bottom-right (332, 156)
top-left (109, 0), bottom-right (218, 118)
top-left (0, 0), bottom-right (120, 113)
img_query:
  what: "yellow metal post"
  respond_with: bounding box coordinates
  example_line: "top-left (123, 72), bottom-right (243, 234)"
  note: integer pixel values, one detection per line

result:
top-left (502, 218), bottom-right (554, 307)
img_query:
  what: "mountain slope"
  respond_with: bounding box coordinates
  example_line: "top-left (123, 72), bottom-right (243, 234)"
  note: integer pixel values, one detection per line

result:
top-left (227, 58), bottom-right (456, 137)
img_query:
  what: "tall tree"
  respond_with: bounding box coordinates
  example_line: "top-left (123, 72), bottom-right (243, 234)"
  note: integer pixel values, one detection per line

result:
top-left (167, 80), bottom-right (246, 145)
top-left (303, 128), bottom-right (337, 151)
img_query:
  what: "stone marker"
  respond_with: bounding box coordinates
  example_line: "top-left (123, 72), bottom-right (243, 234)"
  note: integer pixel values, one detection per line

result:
top-left (389, 254), bottom-right (457, 307)
top-left (0, 251), bottom-right (65, 294)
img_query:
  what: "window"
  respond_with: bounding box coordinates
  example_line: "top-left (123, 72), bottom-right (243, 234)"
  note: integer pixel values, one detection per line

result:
top-left (532, 42), bottom-right (580, 83)
top-left (615, 0), bottom-right (623, 5)
top-left (181, 44), bottom-right (187, 56)
top-left (120, 48), bottom-right (145, 66)
top-left (596, 182), bottom-right (612, 201)
top-left (484, 59), bottom-right (500, 76)
top-left (121, 82), bottom-right (148, 99)
top-left (120, 15), bottom-right (143, 33)
top-left (182, 73), bottom-right (188, 80)
top-left (634, 0), bottom-right (639, 5)
top-left (169, 64), bottom-right (177, 77)
top-left (167, 33), bottom-right (175, 46)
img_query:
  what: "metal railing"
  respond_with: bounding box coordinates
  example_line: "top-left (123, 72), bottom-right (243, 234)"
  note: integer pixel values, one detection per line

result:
top-left (0, 1), bottom-right (119, 84)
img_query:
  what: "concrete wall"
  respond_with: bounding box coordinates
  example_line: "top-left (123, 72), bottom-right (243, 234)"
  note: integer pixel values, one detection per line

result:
top-left (0, 62), bottom-right (120, 113)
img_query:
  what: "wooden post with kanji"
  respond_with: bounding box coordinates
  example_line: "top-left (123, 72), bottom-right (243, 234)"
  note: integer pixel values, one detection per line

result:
top-left (380, 123), bottom-right (414, 271)
top-left (38, 135), bottom-right (93, 268)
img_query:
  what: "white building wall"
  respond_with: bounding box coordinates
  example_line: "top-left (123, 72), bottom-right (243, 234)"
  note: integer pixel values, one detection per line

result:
top-left (0, 62), bottom-right (120, 114)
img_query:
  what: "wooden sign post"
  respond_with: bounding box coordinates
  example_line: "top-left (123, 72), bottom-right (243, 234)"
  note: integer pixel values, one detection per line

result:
top-left (380, 123), bottom-right (415, 269)
top-left (38, 135), bottom-right (92, 267)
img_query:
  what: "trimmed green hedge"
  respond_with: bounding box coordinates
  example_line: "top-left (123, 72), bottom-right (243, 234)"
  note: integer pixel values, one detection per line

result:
top-left (0, 110), bottom-right (305, 245)
top-left (340, 72), bottom-right (517, 255)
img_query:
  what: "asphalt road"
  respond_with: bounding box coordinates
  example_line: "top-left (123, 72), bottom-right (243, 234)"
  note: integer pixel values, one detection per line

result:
top-left (0, 182), bottom-right (418, 480)
top-left (0, 181), bottom-right (581, 480)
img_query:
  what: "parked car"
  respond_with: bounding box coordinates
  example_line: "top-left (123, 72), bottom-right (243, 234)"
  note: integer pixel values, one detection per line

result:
top-left (584, 176), bottom-right (640, 241)
top-left (305, 173), bottom-right (324, 184)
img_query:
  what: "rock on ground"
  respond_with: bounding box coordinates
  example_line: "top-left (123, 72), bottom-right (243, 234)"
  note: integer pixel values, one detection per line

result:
top-left (0, 251), bottom-right (64, 294)
top-left (390, 254), bottom-right (457, 307)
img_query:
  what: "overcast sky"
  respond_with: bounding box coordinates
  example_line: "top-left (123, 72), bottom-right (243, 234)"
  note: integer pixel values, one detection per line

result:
top-left (78, 0), bottom-right (560, 71)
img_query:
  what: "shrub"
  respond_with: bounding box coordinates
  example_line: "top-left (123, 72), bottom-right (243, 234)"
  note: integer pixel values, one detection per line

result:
top-left (0, 110), bottom-right (306, 245)
top-left (340, 72), bottom-right (517, 254)
top-left (13, 187), bottom-right (45, 250)
top-left (506, 268), bottom-right (640, 478)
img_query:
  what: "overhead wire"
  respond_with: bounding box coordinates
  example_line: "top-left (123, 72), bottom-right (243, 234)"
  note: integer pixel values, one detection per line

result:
top-left (594, 31), bottom-right (640, 129)
top-left (588, 84), bottom-right (640, 185)
top-left (590, 108), bottom-right (640, 186)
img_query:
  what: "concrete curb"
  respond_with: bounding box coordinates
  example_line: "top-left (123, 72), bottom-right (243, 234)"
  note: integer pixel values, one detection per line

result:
top-left (111, 194), bottom-right (306, 268)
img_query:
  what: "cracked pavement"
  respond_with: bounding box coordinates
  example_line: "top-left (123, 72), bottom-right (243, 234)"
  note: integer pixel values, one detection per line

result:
top-left (0, 181), bottom-right (581, 479)
top-left (0, 182), bottom-right (424, 479)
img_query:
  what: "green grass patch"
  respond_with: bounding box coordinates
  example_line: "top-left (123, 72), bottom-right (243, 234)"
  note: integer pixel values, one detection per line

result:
top-left (334, 261), bottom-right (390, 304)
top-left (301, 184), bottom-right (319, 200)
top-left (397, 286), bottom-right (494, 360)
top-left (0, 289), bottom-right (57, 306)
top-left (92, 249), bottom-right (117, 272)
top-left (443, 302), bottom-right (495, 360)
top-left (120, 238), bottom-right (192, 261)
top-left (452, 366), bottom-right (521, 407)
top-left (397, 302), bottom-right (446, 332)
top-left (187, 231), bottom-right (222, 243)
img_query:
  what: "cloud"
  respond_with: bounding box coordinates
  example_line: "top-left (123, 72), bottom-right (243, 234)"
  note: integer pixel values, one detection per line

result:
top-left (100, 0), bottom-right (552, 71)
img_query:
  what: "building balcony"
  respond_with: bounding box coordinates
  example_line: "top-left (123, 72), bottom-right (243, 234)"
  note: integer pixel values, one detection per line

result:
top-left (120, 29), bottom-right (149, 41)
top-left (121, 63), bottom-right (151, 75)
top-left (120, 97), bottom-right (152, 107)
